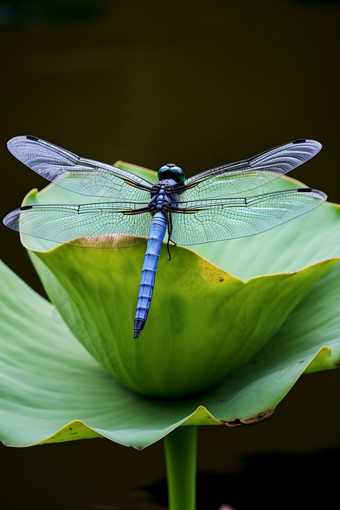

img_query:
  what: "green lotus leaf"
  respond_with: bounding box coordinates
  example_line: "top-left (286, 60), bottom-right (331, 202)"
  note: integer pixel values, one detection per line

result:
top-left (19, 164), bottom-right (340, 398)
top-left (0, 257), bottom-right (339, 448)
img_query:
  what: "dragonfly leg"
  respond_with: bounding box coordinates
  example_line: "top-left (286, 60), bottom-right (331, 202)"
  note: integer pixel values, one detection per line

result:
top-left (166, 212), bottom-right (177, 260)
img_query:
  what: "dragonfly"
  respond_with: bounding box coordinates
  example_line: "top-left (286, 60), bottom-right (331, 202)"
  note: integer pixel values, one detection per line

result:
top-left (3, 136), bottom-right (327, 338)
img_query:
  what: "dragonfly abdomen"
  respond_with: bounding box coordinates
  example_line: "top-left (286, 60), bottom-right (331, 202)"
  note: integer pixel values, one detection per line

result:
top-left (134, 211), bottom-right (167, 339)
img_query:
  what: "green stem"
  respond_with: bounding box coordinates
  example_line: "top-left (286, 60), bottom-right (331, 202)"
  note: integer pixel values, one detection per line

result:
top-left (163, 425), bottom-right (197, 510)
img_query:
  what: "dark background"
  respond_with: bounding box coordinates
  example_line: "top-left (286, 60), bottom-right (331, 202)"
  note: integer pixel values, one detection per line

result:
top-left (0, 1), bottom-right (339, 509)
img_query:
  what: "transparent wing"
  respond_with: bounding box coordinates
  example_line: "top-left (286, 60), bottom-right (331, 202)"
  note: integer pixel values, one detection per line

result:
top-left (3, 202), bottom-right (152, 248)
top-left (178, 139), bottom-right (322, 201)
top-left (170, 188), bottom-right (327, 246)
top-left (7, 136), bottom-right (153, 201)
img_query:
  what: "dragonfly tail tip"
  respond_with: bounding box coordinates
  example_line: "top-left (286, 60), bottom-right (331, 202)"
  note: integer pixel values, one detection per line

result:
top-left (134, 319), bottom-right (146, 339)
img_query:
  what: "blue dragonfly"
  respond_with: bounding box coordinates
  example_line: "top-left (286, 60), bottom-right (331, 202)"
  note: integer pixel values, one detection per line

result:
top-left (3, 136), bottom-right (327, 338)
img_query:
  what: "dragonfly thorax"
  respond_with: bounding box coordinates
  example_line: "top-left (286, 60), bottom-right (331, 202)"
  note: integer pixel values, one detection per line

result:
top-left (158, 163), bottom-right (185, 183)
top-left (149, 179), bottom-right (179, 212)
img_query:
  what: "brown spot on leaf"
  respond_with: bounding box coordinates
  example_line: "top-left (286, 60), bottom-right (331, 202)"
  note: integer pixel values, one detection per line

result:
top-left (221, 408), bottom-right (275, 427)
top-left (71, 234), bottom-right (146, 248)
top-left (242, 408), bottom-right (275, 424)
top-left (222, 418), bottom-right (243, 428)
top-left (299, 360), bottom-right (305, 364)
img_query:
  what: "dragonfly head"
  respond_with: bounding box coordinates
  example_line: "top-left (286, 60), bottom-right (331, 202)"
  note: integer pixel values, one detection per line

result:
top-left (158, 163), bottom-right (185, 183)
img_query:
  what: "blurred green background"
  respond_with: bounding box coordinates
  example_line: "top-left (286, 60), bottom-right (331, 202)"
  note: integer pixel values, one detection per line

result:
top-left (0, 1), bottom-right (339, 509)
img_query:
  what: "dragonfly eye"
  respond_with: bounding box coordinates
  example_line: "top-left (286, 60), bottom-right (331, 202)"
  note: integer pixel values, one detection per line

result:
top-left (158, 164), bottom-right (185, 183)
